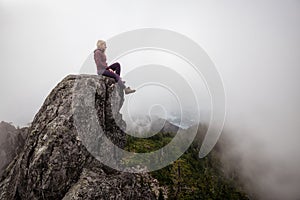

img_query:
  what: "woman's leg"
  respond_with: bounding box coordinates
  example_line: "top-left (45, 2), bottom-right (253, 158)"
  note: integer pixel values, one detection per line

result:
top-left (108, 62), bottom-right (121, 75)
top-left (102, 69), bottom-right (125, 88)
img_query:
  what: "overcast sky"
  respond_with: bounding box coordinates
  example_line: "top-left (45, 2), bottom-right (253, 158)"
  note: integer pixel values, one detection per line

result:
top-left (1, 0), bottom-right (300, 199)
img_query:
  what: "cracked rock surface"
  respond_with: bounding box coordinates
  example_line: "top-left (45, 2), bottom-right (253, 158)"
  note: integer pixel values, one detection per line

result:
top-left (0, 75), bottom-right (156, 200)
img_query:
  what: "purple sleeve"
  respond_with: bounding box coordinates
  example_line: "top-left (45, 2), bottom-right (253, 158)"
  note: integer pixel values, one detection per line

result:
top-left (94, 51), bottom-right (108, 70)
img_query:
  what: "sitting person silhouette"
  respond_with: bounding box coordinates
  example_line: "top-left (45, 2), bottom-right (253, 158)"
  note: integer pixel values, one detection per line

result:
top-left (94, 40), bottom-right (136, 94)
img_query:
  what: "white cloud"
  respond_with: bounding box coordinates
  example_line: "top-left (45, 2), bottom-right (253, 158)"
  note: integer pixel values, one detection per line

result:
top-left (1, 1), bottom-right (300, 199)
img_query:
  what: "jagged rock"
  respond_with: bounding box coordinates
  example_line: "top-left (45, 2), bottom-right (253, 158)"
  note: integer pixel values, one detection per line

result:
top-left (0, 75), bottom-right (156, 200)
top-left (0, 121), bottom-right (27, 177)
top-left (63, 168), bottom-right (156, 200)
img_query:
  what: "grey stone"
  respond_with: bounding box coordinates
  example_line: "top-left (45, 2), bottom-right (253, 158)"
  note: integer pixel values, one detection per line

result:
top-left (0, 121), bottom-right (27, 177)
top-left (0, 75), bottom-right (156, 200)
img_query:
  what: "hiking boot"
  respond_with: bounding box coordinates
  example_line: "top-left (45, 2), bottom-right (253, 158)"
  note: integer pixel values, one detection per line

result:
top-left (124, 87), bottom-right (136, 94)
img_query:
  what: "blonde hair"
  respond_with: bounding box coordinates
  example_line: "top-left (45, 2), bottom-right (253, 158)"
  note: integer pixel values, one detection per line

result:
top-left (96, 40), bottom-right (106, 50)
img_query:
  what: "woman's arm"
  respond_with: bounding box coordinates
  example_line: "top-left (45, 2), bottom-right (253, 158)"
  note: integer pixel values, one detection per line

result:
top-left (94, 50), bottom-right (108, 70)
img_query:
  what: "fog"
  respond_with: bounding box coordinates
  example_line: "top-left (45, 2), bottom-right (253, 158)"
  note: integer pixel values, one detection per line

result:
top-left (1, 0), bottom-right (300, 199)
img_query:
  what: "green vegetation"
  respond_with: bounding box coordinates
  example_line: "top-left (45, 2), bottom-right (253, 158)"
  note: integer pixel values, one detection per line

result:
top-left (124, 132), bottom-right (249, 200)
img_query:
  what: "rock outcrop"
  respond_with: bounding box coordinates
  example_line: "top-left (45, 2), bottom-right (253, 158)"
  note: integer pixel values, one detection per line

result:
top-left (0, 121), bottom-right (27, 177)
top-left (0, 75), bottom-right (156, 200)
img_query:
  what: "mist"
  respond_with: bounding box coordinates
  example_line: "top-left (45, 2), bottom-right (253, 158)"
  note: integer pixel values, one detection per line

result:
top-left (1, 1), bottom-right (300, 199)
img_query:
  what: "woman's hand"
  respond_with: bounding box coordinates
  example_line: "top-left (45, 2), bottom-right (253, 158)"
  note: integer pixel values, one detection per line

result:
top-left (108, 68), bottom-right (115, 73)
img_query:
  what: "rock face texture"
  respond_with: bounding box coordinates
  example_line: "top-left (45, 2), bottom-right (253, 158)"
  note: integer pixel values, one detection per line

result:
top-left (0, 75), bottom-right (156, 200)
top-left (0, 122), bottom-right (27, 177)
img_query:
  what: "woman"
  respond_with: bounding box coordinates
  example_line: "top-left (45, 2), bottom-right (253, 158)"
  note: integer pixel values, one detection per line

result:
top-left (94, 40), bottom-right (136, 94)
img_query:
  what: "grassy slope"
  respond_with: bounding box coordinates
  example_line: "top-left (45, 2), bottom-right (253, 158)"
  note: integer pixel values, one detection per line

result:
top-left (124, 132), bottom-right (249, 200)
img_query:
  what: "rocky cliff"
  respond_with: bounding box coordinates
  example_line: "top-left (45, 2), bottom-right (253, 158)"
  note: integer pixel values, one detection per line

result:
top-left (0, 122), bottom-right (27, 176)
top-left (0, 75), bottom-right (157, 200)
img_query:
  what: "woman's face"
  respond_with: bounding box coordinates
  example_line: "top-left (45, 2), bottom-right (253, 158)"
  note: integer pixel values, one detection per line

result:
top-left (101, 42), bottom-right (107, 51)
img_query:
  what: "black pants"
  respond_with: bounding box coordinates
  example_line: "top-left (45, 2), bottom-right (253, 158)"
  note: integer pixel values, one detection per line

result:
top-left (100, 62), bottom-right (125, 88)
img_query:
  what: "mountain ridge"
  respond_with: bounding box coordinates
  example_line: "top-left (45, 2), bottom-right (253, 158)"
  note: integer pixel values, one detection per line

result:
top-left (0, 121), bottom-right (27, 177)
top-left (0, 74), bottom-right (250, 199)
